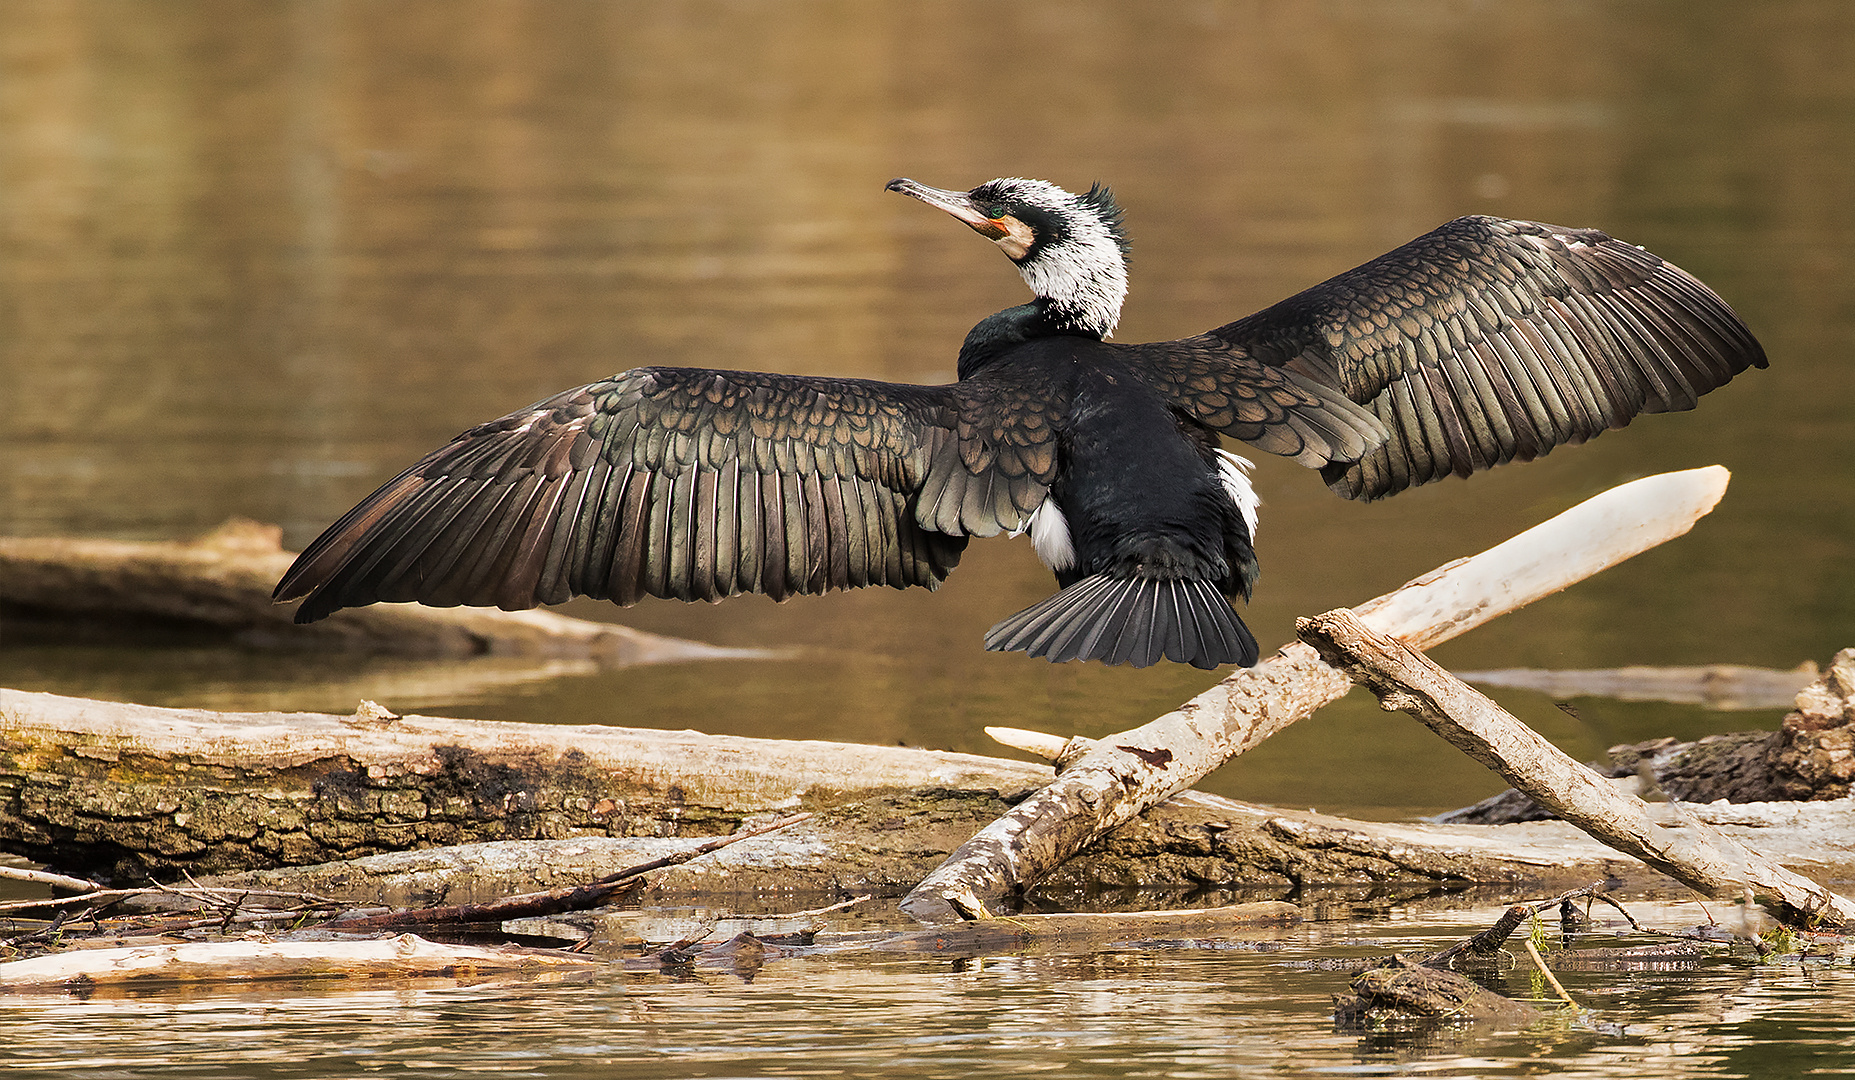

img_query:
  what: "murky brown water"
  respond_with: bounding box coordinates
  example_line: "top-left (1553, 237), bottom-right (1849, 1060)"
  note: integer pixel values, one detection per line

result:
top-left (2, 2), bottom-right (1853, 1072)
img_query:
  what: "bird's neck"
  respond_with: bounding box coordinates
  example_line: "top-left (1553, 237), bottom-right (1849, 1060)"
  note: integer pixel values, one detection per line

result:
top-left (1016, 241), bottom-right (1127, 340)
top-left (957, 299), bottom-right (1093, 379)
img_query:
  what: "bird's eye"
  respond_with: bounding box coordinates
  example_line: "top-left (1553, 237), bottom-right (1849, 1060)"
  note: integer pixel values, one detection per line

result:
top-left (985, 205), bottom-right (1008, 219)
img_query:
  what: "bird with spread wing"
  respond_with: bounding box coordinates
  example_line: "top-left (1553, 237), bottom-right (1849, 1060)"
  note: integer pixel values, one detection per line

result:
top-left (275, 177), bottom-right (1765, 669)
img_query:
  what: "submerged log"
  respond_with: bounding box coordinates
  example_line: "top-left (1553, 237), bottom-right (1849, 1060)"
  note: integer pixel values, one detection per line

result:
top-left (903, 467), bottom-right (1735, 922)
top-left (0, 518), bottom-right (761, 664)
top-left (867, 902), bottom-right (1301, 957)
top-left (1457, 662), bottom-right (1819, 711)
top-left (1333, 957), bottom-right (1546, 1029)
top-left (1299, 609), bottom-right (1855, 927)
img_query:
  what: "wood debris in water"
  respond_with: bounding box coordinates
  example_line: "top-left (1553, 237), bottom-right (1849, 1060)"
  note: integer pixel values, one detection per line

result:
top-left (0, 517), bottom-right (765, 664)
top-left (907, 468), bottom-right (1742, 922)
top-left (0, 934), bottom-right (601, 994)
top-left (1456, 663), bottom-right (1819, 711)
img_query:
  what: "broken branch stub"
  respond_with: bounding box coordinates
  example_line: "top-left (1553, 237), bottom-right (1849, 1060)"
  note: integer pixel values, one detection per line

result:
top-left (901, 467), bottom-right (1734, 923)
top-left (1298, 608), bottom-right (1855, 928)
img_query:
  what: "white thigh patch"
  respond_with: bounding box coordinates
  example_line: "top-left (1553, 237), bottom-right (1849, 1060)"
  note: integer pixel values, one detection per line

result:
top-left (1014, 497), bottom-right (1076, 572)
top-left (1216, 450), bottom-right (1260, 539)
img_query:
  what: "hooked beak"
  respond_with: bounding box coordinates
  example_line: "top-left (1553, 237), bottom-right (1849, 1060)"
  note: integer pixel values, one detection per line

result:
top-left (886, 177), bottom-right (1008, 240)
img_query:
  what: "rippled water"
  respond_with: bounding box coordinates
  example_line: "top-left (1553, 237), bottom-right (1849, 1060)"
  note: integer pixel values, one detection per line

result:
top-left (2, 1), bottom-right (1853, 1073)
top-left (4, 0), bottom-right (1850, 816)
top-left (2, 904), bottom-right (1852, 1079)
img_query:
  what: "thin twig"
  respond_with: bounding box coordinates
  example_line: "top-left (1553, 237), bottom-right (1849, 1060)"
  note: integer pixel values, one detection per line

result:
top-left (591, 813), bottom-right (816, 887)
top-left (770, 894), bottom-right (873, 919)
top-left (1586, 891), bottom-right (1650, 934)
top-left (1523, 938), bottom-right (1577, 1007)
top-left (0, 880), bottom-right (347, 917)
top-left (0, 889), bottom-right (141, 914)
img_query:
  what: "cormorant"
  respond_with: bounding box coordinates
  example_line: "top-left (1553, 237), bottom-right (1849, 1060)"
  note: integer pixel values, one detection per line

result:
top-left (274, 177), bottom-right (1766, 669)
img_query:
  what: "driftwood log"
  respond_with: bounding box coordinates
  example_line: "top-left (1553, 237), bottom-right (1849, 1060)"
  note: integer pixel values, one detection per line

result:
top-left (1298, 609), bottom-right (1855, 926)
top-left (0, 904), bottom-right (1302, 992)
top-left (0, 517), bottom-right (760, 664)
top-left (902, 467), bottom-right (1737, 921)
top-left (0, 688), bottom-right (1048, 883)
top-left (0, 934), bottom-right (600, 993)
top-left (10, 682), bottom-right (1855, 906)
top-left (1458, 662), bottom-right (1820, 711)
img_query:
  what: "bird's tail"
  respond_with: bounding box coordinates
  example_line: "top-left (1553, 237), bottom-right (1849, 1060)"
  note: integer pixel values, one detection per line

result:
top-left (984, 573), bottom-right (1258, 670)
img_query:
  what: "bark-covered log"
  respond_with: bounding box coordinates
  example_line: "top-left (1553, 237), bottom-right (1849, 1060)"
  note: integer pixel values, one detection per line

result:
top-left (1774, 648), bottom-right (1855, 799)
top-left (18, 675), bottom-right (1852, 904)
top-left (903, 467), bottom-right (1734, 922)
top-left (1298, 608), bottom-right (1855, 927)
top-left (0, 518), bottom-right (758, 663)
top-left (0, 688), bottom-right (1047, 883)
top-left (150, 785), bottom-right (1855, 912)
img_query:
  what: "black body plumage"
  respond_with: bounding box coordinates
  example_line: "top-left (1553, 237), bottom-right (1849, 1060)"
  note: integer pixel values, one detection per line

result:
top-left (274, 178), bottom-right (1766, 669)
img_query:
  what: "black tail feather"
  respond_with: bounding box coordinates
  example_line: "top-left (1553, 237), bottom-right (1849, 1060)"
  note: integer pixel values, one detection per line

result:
top-left (985, 574), bottom-right (1258, 669)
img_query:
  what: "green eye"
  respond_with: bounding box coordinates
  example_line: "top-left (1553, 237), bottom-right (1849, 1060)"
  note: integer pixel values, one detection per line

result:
top-left (985, 205), bottom-right (1008, 219)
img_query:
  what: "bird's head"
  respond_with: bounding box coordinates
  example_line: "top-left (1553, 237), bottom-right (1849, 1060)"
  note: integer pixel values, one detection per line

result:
top-left (888, 176), bottom-right (1130, 339)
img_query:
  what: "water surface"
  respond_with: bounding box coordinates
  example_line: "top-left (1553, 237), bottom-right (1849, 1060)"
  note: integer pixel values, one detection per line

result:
top-left (2, 4), bottom-right (1854, 1072)
top-left (5, 0), bottom-right (1848, 816)
top-left (2, 902), bottom-right (1850, 1079)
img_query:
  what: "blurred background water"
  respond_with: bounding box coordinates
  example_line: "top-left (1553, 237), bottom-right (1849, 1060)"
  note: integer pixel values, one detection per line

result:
top-left (4, 4), bottom-right (1855, 1077)
top-left (3, 0), bottom-right (1851, 821)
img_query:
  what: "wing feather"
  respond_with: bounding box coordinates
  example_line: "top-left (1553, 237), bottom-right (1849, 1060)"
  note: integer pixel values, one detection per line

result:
top-left (1199, 216), bottom-right (1764, 499)
top-left (275, 368), bottom-right (976, 620)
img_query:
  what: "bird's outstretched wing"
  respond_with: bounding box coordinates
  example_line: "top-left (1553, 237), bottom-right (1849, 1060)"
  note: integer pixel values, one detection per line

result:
top-left (1199, 216), bottom-right (1767, 500)
top-left (275, 367), bottom-right (1000, 622)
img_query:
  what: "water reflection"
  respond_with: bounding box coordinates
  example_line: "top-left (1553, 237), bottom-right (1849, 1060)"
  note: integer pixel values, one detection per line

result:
top-left (0, 905), bottom-right (1848, 1079)
top-left (2, 1), bottom-right (1852, 819)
